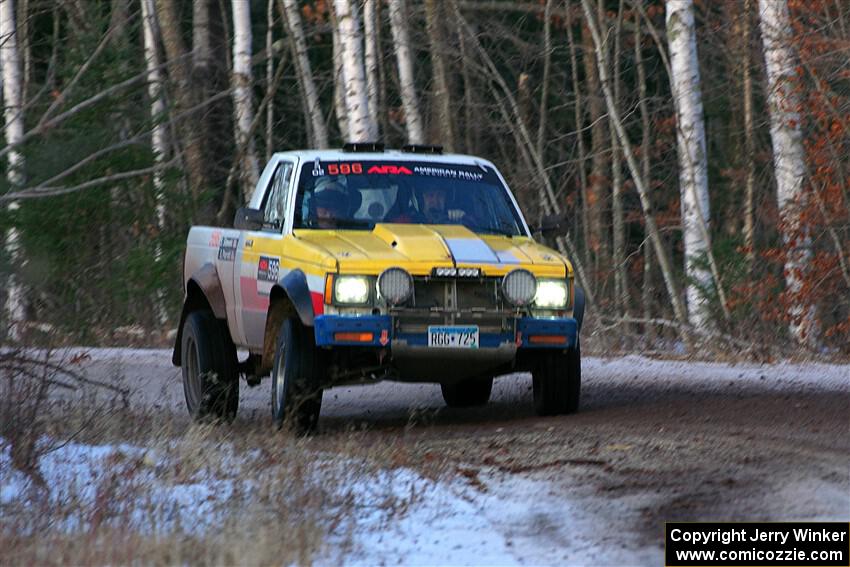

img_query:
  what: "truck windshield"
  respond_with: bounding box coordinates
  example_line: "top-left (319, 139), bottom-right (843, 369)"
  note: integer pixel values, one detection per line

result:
top-left (292, 160), bottom-right (526, 236)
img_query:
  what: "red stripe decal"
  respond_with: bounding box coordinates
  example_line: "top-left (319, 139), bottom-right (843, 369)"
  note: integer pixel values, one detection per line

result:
top-left (240, 277), bottom-right (270, 311)
top-left (311, 292), bottom-right (324, 316)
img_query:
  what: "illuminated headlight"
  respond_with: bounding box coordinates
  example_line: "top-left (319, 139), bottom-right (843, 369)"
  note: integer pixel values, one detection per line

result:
top-left (534, 280), bottom-right (568, 309)
top-left (501, 269), bottom-right (537, 306)
top-left (378, 267), bottom-right (413, 305)
top-left (334, 276), bottom-right (371, 304)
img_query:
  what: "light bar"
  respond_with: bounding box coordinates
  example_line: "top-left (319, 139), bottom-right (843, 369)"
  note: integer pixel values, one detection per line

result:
top-left (431, 267), bottom-right (482, 278)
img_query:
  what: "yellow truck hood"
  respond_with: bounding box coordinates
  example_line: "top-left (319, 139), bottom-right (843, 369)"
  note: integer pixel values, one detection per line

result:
top-left (292, 223), bottom-right (570, 278)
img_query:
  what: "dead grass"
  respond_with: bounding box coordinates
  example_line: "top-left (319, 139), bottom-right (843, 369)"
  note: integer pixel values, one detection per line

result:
top-left (1, 381), bottom-right (445, 566)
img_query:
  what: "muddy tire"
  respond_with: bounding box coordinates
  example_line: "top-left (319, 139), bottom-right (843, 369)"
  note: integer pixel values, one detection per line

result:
top-left (441, 377), bottom-right (493, 408)
top-left (181, 310), bottom-right (239, 421)
top-left (271, 317), bottom-right (323, 433)
top-left (532, 339), bottom-right (581, 416)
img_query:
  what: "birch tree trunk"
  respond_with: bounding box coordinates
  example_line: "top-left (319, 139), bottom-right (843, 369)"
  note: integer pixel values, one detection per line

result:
top-left (141, 0), bottom-right (167, 231)
top-left (666, 0), bottom-right (713, 328)
top-left (333, 0), bottom-right (377, 142)
top-left (363, 0), bottom-right (380, 136)
top-left (280, 0), bottom-right (328, 148)
top-left (192, 0), bottom-right (211, 75)
top-left (141, 0), bottom-right (169, 324)
top-left (330, 9), bottom-right (350, 141)
top-left (424, 0), bottom-right (453, 151)
top-left (388, 0), bottom-right (424, 145)
top-left (1, 0), bottom-right (25, 341)
top-left (757, 0), bottom-right (817, 343)
top-left (231, 0), bottom-right (259, 200)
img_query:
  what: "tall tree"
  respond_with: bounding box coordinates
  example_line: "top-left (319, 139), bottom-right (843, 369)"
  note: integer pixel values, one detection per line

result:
top-left (387, 0), bottom-right (424, 145)
top-left (141, 0), bottom-right (168, 323)
top-left (155, 0), bottom-right (209, 209)
top-left (141, 0), bottom-right (167, 229)
top-left (1, 0), bottom-right (24, 340)
top-left (280, 0), bottom-right (328, 148)
top-left (610, 0), bottom-right (627, 317)
top-left (363, 0), bottom-right (380, 137)
top-left (666, 0), bottom-right (713, 327)
top-left (634, 7), bottom-right (655, 337)
top-left (424, 0), bottom-right (453, 150)
top-left (581, 20), bottom-right (608, 276)
top-left (192, 0), bottom-right (211, 75)
top-left (758, 0), bottom-right (816, 343)
top-left (231, 0), bottom-right (259, 199)
top-left (330, 7), bottom-right (350, 141)
top-left (333, 0), bottom-right (377, 142)
top-left (740, 0), bottom-right (756, 270)
top-left (580, 0), bottom-right (689, 330)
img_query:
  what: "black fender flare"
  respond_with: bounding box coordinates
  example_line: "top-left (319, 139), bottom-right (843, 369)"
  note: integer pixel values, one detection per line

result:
top-left (172, 263), bottom-right (227, 366)
top-left (261, 269), bottom-right (316, 373)
top-left (273, 268), bottom-right (316, 327)
top-left (573, 285), bottom-right (586, 332)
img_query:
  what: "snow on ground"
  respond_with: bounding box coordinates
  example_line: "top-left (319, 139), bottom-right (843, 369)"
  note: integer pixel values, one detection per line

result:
top-left (339, 468), bottom-right (660, 566)
top-left (0, 439), bottom-right (238, 535)
top-left (1, 435), bottom-right (647, 565)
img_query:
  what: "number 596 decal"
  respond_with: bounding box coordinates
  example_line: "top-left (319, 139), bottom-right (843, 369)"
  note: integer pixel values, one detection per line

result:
top-left (327, 163), bottom-right (363, 175)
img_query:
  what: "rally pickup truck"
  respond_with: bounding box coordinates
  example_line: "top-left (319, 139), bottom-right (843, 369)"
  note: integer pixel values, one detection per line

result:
top-left (173, 143), bottom-right (585, 430)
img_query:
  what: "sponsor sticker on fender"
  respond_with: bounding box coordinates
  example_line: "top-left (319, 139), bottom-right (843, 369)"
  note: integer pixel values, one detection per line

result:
top-left (258, 256), bottom-right (280, 282)
top-left (218, 236), bottom-right (238, 261)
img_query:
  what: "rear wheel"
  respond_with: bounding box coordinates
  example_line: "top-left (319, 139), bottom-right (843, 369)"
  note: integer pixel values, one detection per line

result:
top-left (532, 339), bottom-right (581, 416)
top-left (181, 310), bottom-right (239, 421)
top-left (441, 377), bottom-right (493, 408)
top-left (271, 317), bottom-right (323, 433)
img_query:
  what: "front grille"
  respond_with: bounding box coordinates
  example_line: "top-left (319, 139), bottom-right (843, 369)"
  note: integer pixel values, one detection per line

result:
top-left (393, 277), bottom-right (514, 334)
top-left (409, 277), bottom-right (503, 311)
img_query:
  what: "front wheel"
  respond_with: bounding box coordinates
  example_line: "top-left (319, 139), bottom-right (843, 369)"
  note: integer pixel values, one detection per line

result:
top-left (271, 317), bottom-right (323, 433)
top-left (532, 339), bottom-right (581, 416)
top-left (180, 310), bottom-right (239, 421)
top-left (440, 377), bottom-right (493, 408)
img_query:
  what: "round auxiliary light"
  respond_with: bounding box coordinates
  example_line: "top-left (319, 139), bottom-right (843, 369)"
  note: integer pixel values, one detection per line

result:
top-left (502, 269), bottom-right (537, 307)
top-left (378, 267), bottom-right (414, 305)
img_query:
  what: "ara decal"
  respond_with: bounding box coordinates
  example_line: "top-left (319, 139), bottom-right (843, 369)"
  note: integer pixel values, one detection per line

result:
top-left (367, 165), bottom-right (413, 175)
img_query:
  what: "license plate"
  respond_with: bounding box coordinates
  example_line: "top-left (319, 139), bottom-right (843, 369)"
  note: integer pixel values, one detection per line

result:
top-left (427, 325), bottom-right (479, 348)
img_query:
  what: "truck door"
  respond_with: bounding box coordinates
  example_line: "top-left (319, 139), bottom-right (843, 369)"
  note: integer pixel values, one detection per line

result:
top-left (232, 160), bottom-right (295, 349)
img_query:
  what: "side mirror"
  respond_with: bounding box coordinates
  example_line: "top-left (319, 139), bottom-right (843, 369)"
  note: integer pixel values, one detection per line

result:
top-left (532, 213), bottom-right (567, 237)
top-left (234, 207), bottom-right (264, 230)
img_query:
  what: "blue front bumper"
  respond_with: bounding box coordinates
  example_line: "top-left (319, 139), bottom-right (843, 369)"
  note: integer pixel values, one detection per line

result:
top-left (314, 315), bottom-right (578, 349)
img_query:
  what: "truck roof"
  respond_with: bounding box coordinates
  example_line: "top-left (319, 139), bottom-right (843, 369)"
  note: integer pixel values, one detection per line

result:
top-left (270, 149), bottom-right (495, 167)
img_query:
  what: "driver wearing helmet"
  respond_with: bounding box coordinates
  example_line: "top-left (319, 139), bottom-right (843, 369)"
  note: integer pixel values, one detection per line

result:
top-left (419, 185), bottom-right (451, 224)
top-left (311, 180), bottom-right (348, 229)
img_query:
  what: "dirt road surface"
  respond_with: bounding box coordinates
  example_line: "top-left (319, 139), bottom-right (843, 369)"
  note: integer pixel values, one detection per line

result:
top-left (74, 349), bottom-right (849, 563)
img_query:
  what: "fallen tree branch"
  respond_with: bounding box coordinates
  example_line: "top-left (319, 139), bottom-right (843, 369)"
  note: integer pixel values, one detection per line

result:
top-left (596, 315), bottom-right (783, 357)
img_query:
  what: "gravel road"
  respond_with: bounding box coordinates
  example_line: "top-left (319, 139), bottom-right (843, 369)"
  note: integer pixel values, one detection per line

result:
top-left (70, 348), bottom-right (849, 562)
